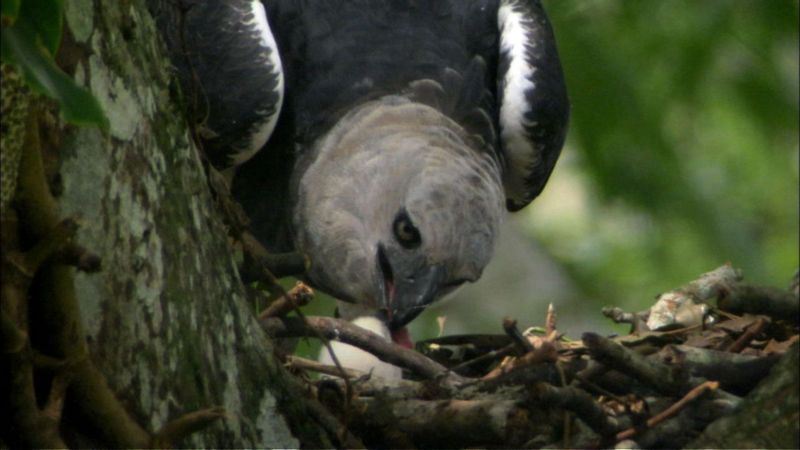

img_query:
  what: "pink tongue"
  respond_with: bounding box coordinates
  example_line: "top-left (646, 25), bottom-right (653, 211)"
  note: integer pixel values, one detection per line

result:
top-left (391, 327), bottom-right (413, 349)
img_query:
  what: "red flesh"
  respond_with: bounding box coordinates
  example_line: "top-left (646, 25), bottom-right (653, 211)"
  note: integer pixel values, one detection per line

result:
top-left (391, 327), bottom-right (413, 349)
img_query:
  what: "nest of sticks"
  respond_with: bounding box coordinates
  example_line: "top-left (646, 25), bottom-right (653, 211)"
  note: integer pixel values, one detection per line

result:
top-left (261, 265), bottom-right (800, 449)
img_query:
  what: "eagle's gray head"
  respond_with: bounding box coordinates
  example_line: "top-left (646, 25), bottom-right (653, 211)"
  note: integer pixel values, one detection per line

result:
top-left (292, 96), bottom-right (504, 332)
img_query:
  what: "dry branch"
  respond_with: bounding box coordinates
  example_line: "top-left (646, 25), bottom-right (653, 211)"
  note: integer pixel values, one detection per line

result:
top-left (724, 316), bottom-right (768, 353)
top-left (615, 380), bottom-right (719, 441)
top-left (302, 265), bottom-right (797, 448)
top-left (261, 315), bottom-right (468, 386)
top-left (582, 332), bottom-right (688, 396)
top-left (258, 281), bottom-right (314, 320)
top-left (151, 407), bottom-right (227, 448)
top-left (53, 242), bottom-right (102, 272)
top-left (287, 355), bottom-right (366, 380)
top-left (717, 284), bottom-right (799, 321)
top-left (353, 397), bottom-right (533, 448)
top-left (535, 383), bottom-right (620, 438)
top-left (654, 344), bottom-right (779, 394)
top-left (240, 231), bottom-right (308, 281)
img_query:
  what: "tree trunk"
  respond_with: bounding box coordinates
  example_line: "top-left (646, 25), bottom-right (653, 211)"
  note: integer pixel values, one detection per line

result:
top-left (24, 1), bottom-right (323, 446)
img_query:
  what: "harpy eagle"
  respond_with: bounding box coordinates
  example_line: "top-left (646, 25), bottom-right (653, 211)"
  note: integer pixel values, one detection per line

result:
top-left (153, 0), bottom-right (568, 378)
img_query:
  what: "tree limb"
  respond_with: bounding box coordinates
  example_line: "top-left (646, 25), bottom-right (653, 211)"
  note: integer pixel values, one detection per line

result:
top-left (261, 315), bottom-right (468, 386)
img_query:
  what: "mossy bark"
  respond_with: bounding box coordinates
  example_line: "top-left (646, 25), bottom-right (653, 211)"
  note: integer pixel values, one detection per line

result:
top-left (42, 1), bottom-right (321, 446)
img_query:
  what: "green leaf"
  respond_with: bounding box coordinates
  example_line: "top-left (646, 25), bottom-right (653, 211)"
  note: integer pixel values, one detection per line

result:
top-left (1, 0), bottom-right (20, 24)
top-left (18, 0), bottom-right (63, 55)
top-left (1, 24), bottom-right (108, 128)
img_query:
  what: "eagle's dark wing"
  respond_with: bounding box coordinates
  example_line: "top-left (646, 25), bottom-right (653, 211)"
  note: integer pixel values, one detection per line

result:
top-left (152, 0), bottom-right (284, 168)
top-left (496, 0), bottom-right (569, 211)
top-left (261, 0), bottom-right (501, 148)
top-left (262, 0), bottom-right (568, 212)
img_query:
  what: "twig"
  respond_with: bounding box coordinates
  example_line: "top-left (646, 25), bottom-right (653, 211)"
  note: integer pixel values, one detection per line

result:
top-left (503, 317), bottom-right (535, 352)
top-left (237, 234), bottom-right (356, 420)
top-left (1, 312), bottom-right (67, 448)
top-left (535, 383), bottom-right (619, 438)
top-left (261, 315), bottom-right (468, 386)
top-left (240, 231), bottom-right (308, 280)
top-left (481, 312), bottom-right (562, 382)
top-left (353, 397), bottom-right (531, 448)
top-left (724, 317), bottom-right (768, 353)
top-left (286, 355), bottom-right (366, 380)
top-left (54, 242), bottom-right (102, 272)
top-left (244, 240), bottom-right (357, 444)
top-left (474, 360), bottom-right (568, 393)
top-left (683, 264), bottom-right (743, 300)
top-left (448, 343), bottom-right (517, 375)
top-left (258, 281), bottom-right (314, 320)
top-left (717, 285), bottom-right (798, 322)
top-left (151, 407), bottom-right (227, 448)
top-left (483, 314), bottom-right (561, 383)
top-left (554, 358), bottom-right (571, 449)
top-left (304, 393), bottom-right (367, 449)
top-left (545, 303), bottom-right (557, 336)
top-left (655, 345), bottom-right (779, 394)
top-left (2, 218), bottom-right (78, 289)
top-left (31, 350), bottom-right (70, 370)
top-left (602, 306), bottom-right (648, 333)
top-left (242, 242), bottom-right (355, 402)
top-left (67, 360), bottom-right (151, 447)
top-left (582, 333), bottom-right (687, 396)
top-left (1, 309), bottom-right (26, 353)
top-left (481, 339), bottom-right (558, 381)
top-left (615, 381), bottom-right (719, 441)
top-left (273, 286), bottom-right (358, 445)
top-left (573, 371), bottom-right (624, 402)
top-left (573, 360), bottom-right (610, 389)
top-left (327, 374), bottom-right (427, 399)
top-left (43, 372), bottom-right (71, 421)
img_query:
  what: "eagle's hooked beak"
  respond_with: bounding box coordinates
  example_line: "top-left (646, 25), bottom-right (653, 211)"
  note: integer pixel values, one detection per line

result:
top-left (376, 244), bottom-right (446, 332)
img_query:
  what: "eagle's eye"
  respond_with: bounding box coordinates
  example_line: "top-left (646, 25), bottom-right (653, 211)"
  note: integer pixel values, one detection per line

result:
top-left (393, 210), bottom-right (421, 249)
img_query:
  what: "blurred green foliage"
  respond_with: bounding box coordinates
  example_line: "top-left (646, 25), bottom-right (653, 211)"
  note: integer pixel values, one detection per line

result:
top-left (530, 0), bottom-right (799, 310)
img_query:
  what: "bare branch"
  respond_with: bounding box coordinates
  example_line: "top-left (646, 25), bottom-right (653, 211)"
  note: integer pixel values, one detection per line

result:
top-left (152, 407), bottom-right (227, 448)
top-left (616, 381), bottom-right (719, 441)
top-left (261, 315), bottom-right (469, 386)
top-left (258, 281), bottom-right (314, 320)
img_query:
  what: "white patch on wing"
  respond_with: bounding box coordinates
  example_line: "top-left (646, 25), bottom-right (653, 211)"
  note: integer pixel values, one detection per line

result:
top-left (317, 316), bottom-right (403, 383)
top-left (231, 0), bottom-right (285, 165)
top-left (498, 0), bottom-right (537, 203)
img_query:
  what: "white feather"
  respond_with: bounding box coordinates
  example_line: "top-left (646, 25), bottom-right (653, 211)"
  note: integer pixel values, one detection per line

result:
top-left (498, 0), bottom-right (537, 201)
top-left (232, 0), bottom-right (285, 165)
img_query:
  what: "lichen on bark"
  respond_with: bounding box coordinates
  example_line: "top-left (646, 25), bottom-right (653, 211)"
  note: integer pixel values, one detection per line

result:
top-left (50, 0), bottom-right (319, 446)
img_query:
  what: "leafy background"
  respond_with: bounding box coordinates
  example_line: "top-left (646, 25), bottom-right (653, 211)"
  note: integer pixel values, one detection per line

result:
top-left (301, 0), bottom-right (799, 354)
